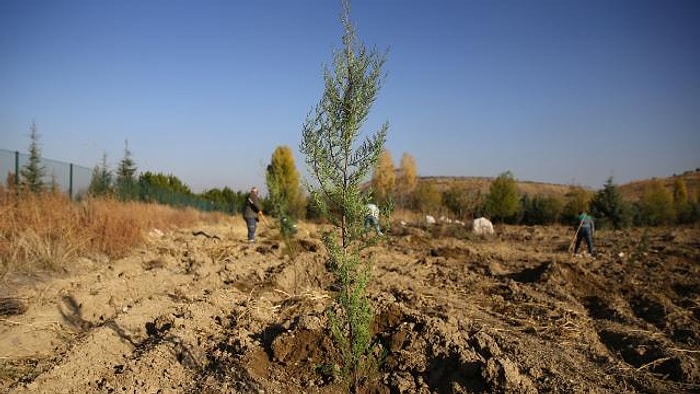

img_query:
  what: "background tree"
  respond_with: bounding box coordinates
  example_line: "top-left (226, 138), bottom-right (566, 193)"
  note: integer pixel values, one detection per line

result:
top-left (299, 0), bottom-right (388, 389)
top-left (115, 140), bottom-right (138, 201)
top-left (521, 194), bottom-right (563, 225)
top-left (266, 145), bottom-right (305, 222)
top-left (371, 149), bottom-right (395, 206)
top-left (88, 152), bottom-right (113, 197)
top-left (590, 177), bottom-right (630, 229)
top-left (485, 171), bottom-right (519, 223)
top-left (562, 185), bottom-right (593, 224)
top-left (139, 170), bottom-right (191, 195)
top-left (639, 179), bottom-right (675, 226)
top-left (442, 184), bottom-right (470, 219)
top-left (396, 152), bottom-right (417, 209)
top-left (20, 121), bottom-right (46, 193)
top-left (412, 181), bottom-right (441, 214)
top-left (201, 187), bottom-right (246, 214)
top-left (138, 171), bottom-right (208, 209)
top-left (672, 177), bottom-right (692, 224)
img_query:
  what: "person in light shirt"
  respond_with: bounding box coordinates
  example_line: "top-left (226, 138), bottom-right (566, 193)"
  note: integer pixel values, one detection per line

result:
top-left (364, 203), bottom-right (383, 236)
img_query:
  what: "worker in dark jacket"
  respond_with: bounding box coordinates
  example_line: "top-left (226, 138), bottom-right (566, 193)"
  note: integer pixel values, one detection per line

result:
top-left (574, 211), bottom-right (595, 257)
top-left (243, 186), bottom-right (263, 243)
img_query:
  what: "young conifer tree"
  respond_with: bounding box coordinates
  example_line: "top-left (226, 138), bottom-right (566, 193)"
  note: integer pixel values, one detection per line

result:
top-left (20, 121), bottom-right (47, 193)
top-left (299, 0), bottom-right (388, 389)
top-left (88, 152), bottom-right (113, 197)
top-left (115, 140), bottom-right (138, 201)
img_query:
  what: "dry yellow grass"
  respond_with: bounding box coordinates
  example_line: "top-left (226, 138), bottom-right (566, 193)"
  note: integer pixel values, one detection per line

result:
top-left (0, 190), bottom-right (221, 274)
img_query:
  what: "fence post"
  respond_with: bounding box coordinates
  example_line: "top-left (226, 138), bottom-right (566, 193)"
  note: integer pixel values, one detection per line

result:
top-left (14, 151), bottom-right (19, 186)
top-left (69, 163), bottom-right (74, 199)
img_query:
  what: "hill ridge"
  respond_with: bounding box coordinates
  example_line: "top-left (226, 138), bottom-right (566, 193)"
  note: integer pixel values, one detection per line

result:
top-left (415, 170), bottom-right (700, 200)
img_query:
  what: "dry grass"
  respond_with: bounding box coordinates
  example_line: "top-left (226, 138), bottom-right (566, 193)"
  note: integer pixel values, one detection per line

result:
top-left (0, 190), bottom-right (220, 274)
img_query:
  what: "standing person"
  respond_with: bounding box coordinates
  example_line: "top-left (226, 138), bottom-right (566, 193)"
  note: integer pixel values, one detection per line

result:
top-left (574, 211), bottom-right (595, 257)
top-left (364, 203), bottom-right (383, 236)
top-left (243, 186), bottom-right (263, 243)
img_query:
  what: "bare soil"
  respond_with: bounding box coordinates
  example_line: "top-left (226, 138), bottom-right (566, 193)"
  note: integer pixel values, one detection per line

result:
top-left (1, 220), bottom-right (699, 393)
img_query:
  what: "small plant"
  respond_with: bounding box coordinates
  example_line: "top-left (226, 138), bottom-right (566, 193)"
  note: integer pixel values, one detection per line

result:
top-left (629, 228), bottom-right (650, 263)
top-left (299, 0), bottom-right (389, 390)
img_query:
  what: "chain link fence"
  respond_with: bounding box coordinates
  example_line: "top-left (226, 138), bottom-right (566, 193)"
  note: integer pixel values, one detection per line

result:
top-left (0, 148), bottom-right (222, 212)
top-left (0, 148), bottom-right (92, 198)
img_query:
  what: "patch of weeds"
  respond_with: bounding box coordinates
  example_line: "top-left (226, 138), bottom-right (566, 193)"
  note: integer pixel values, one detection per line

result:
top-left (0, 357), bottom-right (41, 385)
top-left (630, 229), bottom-right (650, 262)
top-left (315, 362), bottom-right (341, 384)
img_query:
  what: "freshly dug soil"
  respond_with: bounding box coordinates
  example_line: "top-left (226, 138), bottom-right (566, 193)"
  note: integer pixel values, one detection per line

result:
top-left (1, 221), bottom-right (699, 393)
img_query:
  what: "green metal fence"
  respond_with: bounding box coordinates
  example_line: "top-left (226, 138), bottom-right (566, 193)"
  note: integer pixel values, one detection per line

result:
top-left (0, 148), bottom-right (92, 199)
top-left (0, 148), bottom-right (220, 212)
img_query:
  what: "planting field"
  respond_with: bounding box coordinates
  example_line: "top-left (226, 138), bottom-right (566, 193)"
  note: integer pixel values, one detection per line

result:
top-left (1, 220), bottom-right (699, 393)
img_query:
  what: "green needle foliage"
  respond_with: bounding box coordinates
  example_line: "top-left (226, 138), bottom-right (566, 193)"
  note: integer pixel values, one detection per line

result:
top-left (299, 0), bottom-right (388, 390)
top-left (20, 121), bottom-right (47, 193)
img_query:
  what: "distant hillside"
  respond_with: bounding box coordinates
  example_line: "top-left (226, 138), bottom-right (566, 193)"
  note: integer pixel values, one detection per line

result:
top-left (416, 169), bottom-right (700, 201)
top-left (417, 176), bottom-right (575, 198)
top-left (617, 170), bottom-right (700, 201)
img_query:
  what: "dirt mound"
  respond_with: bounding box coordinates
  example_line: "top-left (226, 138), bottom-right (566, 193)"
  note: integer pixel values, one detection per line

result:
top-left (1, 222), bottom-right (699, 393)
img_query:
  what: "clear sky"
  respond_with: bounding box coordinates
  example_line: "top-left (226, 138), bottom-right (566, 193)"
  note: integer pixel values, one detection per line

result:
top-left (1, 0), bottom-right (698, 193)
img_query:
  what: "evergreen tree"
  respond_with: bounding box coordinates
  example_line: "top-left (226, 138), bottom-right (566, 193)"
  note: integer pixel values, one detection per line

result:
top-left (88, 152), bottom-right (113, 197)
top-left (299, 0), bottom-right (388, 389)
top-left (590, 177), bottom-right (630, 229)
top-left (20, 121), bottom-right (46, 193)
top-left (486, 171), bottom-right (519, 223)
top-left (115, 140), bottom-right (138, 201)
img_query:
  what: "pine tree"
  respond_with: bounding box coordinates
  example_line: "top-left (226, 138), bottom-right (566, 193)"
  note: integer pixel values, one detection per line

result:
top-left (299, 0), bottom-right (388, 389)
top-left (88, 152), bottom-right (113, 197)
top-left (115, 140), bottom-right (138, 201)
top-left (20, 121), bottom-right (46, 193)
top-left (590, 177), bottom-right (630, 229)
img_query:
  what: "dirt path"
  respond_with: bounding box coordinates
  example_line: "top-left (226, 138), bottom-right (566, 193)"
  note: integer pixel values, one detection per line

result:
top-left (1, 222), bottom-right (699, 393)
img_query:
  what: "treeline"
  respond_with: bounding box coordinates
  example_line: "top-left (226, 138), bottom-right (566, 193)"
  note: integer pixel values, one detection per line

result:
top-left (10, 123), bottom-right (700, 228)
top-left (368, 149), bottom-right (700, 228)
top-left (7, 127), bottom-right (249, 213)
top-left (88, 142), bottom-right (250, 213)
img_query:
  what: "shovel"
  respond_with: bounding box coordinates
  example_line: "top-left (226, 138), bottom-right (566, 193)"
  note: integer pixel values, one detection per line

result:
top-left (568, 220), bottom-right (583, 257)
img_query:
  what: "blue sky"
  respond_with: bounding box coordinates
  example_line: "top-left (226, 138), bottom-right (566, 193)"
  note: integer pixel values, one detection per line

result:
top-left (1, 0), bottom-right (698, 193)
